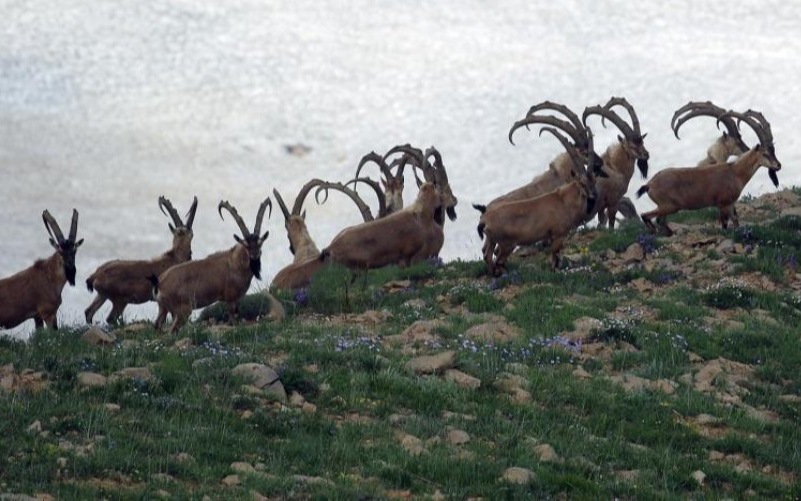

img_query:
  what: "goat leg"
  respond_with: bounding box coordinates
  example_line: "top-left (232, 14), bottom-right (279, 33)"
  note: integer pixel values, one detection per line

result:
top-left (154, 306), bottom-right (168, 330)
top-left (34, 315), bottom-right (43, 330)
top-left (106, 301), bottom-right (126, 325)
top-left (85, 295), bottom-right (106, 324)
top-left (640, 210), bottom-right (659, 234)
top-left (227, 302), bottom-right (239, 325)
top-left (550, 237), bottom-right (566, 270)
top-left (656, 215), bottom-right (673, 236)
top-left (607, 208), bottom-right (618, 229)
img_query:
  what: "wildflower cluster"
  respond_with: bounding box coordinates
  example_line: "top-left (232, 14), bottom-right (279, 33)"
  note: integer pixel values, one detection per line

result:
top-left (637, 232), bottom-right (658, 254)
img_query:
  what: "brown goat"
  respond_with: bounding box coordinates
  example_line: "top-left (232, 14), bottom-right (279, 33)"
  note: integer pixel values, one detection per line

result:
top-left (85, 196), bottom-right (197, 324)
top-left (583, 97), bottom-right (650, 229)
top-left (0, 210), bottom-right (83, 330)
top-left (154, 198), bottom-right (271, 334)
top-left (638, 111), bottom-right (780, 235)
top-left (477, 128), bottom-right (601, 275)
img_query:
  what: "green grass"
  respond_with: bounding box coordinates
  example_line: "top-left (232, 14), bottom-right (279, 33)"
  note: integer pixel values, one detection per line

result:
top-left (2, 197), bottom-right (801, 499)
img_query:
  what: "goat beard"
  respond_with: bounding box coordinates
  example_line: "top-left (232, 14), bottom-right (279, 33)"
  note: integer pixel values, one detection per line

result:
top-left (65, 265), bottom-right (77, 286)
top-left (434, 206), bottom-right (444, 225)
top-left (637, 158), bottom-right (649, 179)
top-left (446, 206), bottom-right (457, 221)
top-left (769, 170), bottom-right (779, 187)
top-left (250, 258), bottom-right (262, 280)
top-left (586, 196), bottom-right (598, 216)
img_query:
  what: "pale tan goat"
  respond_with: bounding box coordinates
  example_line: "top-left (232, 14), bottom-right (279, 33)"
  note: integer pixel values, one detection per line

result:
top-left (638, 111), bottom-right (780, 235)
top-left (354, 150), bottom-right (407, 214)
top-left (154, 198), bottom-right (271, 334)
top-left (582, 97), bottom-right (650, 229)
top-left (0, 210), bottom-right (83, 330)
top-left (477, 128), bottom-right (602, 275)
top-left (84, 196), bottom-right (197, 324)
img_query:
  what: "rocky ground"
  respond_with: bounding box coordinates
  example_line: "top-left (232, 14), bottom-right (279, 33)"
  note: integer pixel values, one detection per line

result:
top-left (2, 189), bottom-right (801, 499)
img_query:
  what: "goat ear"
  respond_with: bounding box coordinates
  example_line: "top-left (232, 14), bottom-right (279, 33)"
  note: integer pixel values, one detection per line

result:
top-left (301, 210), bottom-right (306, 221)
top-left (259, 230), bottom-right (269, 244)
top-left (234, 234), bottom-right (244, 244)
top-left (75, 238), bottom-right (84, 248)
top-left (641, 133), bottom-right (648, 139)
top-left (617, 135), bottom-right (624, 143)
top-left (49, 238), bottom-right (59, 250)
top-left (722, 131), bottom-right (729, 137)
top-left (168, 223), bottom-right (176, 234)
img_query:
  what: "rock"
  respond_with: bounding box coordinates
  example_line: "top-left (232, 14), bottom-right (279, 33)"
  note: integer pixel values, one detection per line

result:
top-left (104, 403), bottom-right (121, 412)
top-left (81, 327), bottom-right (116, 346)
top-left (383, 279), bottom-right (412, 292)
top-left (691, 470), bottom-right (706, 486)
top-left (221, 474), bottom-right (241, 486)
top-left (301, 402), bottom-right (317, 413)
top-left (27, 420), bottom-right (42, 434)
top-left (743, 405), bottom-right (779, 423)
top-left (630, 277), bottom-right (654, 293)
top-left (175, 452), bottom-right (194, 462)
top-left (110, 367), bottom-right (152, 383)
top-left (501, 467), bottom-right (536, 485)
top-left (404, 351), bottom-right (456, 375)
top-left (398, 319), bottom-right (446, 344)
top-left (444, 369), bottom-right (481, 390)
top-left (77, 372), bottom-right (107, 389)
top-left (303, 364), bottom-right (319, 374)
top-left (464, 321), bottom-right (521, 343)
top-left (778, 394), bottom-right (801, 403)
top-left (616, 469), bottom-right (640, 481)
top-left (230, 462), bottom-right (255, 474)
top-left (289, 391), bottom-right (305, 407)
top-left (241, 410), bottom-right (254, 420)
top-left (151, 473), bottom-right (174, 483)
top-left (446, 429), bottom-right (470, 446)
top-left (717, 239), bottom-right (735, 254)
top-left (780, 206), bottom-right (801, 217)
top-left (533, 443), bottom-right (560, 463)
top-left (290, 475), bottom-right (333, 486)
top-left (609, 374), bottom-right (676, 395)
top-left (708, 450), bottom-right (725, 461)
top-left (621, 243), bottom-right (645, 263)
top-left (572, 367), bottom-right (591, 379)
top-left (399, 434), bottom-right (426, 456)
top-left (173, 338), bottom-right (193, 351)
top-left (563, 316), bottom-right (603, 342)
top-left (402, 299), bottom-right (427, 310)
top-left (231, 363), bottom-right (286, 402)
top-left (695, 414), bottom-right (719, 425)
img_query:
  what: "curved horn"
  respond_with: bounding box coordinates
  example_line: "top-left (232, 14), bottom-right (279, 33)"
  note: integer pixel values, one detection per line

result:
top-left (384, 144), bottom-right (432, 184)
top-left (291, 179), bottom-right (326, 216)
top-left (218, 200), bottom-right (251, 238)
top-left (718, 111), bottom-right (771, 150)
top-left (509, 115), bottom-right (583, 146)
top-left (603, 97), bottom-right (640, 136)
top-left (424, 146), bottom-right (451, 187)
top-left (272, 188), bottom-right (291, 221)
top-left (314, 181), bottom-right (375, 222)
top-left (583, 105), bottom-right (635, 139)
top-left (356, 152), bottom-right (394, 182)
top-left (671, 102), bottom-right (745, 149)
top-left (68, 209), bottom-right (79, 241)
top-left (539, 127), bottom-right (586, 178)
top-left (742, 109), bottom-right (773, 143)
top-left (42, 210), bottom-right (65, 244)
top-left (185, 196), bottom-right (198, 230)
top-left (158, 196), bottom-right (183, 227)
top-left (253, 197), bottom-right (272, 237)
top-left (525, 101), bottom-right (586, 142)
top-left (346, 177), bottom-right (388, 218)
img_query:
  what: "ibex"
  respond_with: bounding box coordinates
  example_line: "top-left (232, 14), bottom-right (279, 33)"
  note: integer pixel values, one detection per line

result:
top-left (477, 128), bottom-right (603, 274)
top-left (154, 198), bottom-right (272, 334)
top-left (582, 98), bottom-right (650, 229)
top-left (271, 180), bottom-right (386, 291)
top-left (638, 111), bottom-right (780, 235)
top-left (0, 210), bottom-right (83, 330)
top-left (319, 156), bottom-right (446, 270)
top-left (84, 196), bottom-right (197, 325)
top-left (355, 151), bottom-right (407, 214)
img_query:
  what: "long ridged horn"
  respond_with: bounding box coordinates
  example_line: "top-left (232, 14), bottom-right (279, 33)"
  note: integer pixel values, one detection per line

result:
top-left (42, 210), bottom-right (66, 244)
top-left (718, 111), bottom-right (771, 150)
top-left (314, 181), bottom-right (375, 222)
top-left (603, 97), bottom-right (641, 136)
top-left (509, 115), bottom-right (583, 146)
top-left (525, 101), bottom-right (587, 146)
top-left (741, 109), bottom-right (774, 143)
top-left (292, 179), bottom-right (326, 216)
top-left (218, 200), bottom-right (251, 238)
top-left (68, 209), bottom-right (79, 241)
top-left (671, 101), bottom-right (746, 150)
top-left (253, 197), bottom-right (272, 237)
top-left (356, 152), bottom-right (394, 183)
top-left (384, 144), bottom-right (432, 185)
top-left (539, 127), bottom-right (586, 179)
top-left (583, 105), bottom-right (635, 139)
top-left (159, 196), bottom-right (183, 227)
top-left (185, 196), bottom-right (198, 230)
top-left (272, 188), bottom-right (292, 221)
top-left (345, 177), bottom-right (388, 218)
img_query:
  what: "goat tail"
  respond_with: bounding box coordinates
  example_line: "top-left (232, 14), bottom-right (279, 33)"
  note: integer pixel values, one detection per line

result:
top-left (477, 222), bottom-right (486, 239)
top-left (86, 276), bottom-right (95, 292)
top-left (147, 274), bottom-right (160, 300)
top-left (636, 185), bottom-right (650, 199)
top-left (472, 203), bottom-right (487, 214)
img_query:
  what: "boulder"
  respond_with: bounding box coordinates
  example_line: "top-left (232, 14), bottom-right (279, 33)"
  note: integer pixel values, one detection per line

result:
top-left (231, 363), bottom-right (286, 402)
top-left (77, 372), bottom-right (108, 389)
top-left (404, 351), bottom-right (456, 375)
top-left (81, 327), bottom-right (116, 346)
top-left (444, 369), bottom-right (481, 390)
top-left (501, 467), bottom-right (536, 484)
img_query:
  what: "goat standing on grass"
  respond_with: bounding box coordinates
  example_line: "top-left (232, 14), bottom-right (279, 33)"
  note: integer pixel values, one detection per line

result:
top-left (271, 179), bottom-right (386, 291)
top-left (154, 198), bottom-right (272, 334)
top-left (582, 97), bottom-right (650, 229)
top-left (477, 128), bottom-right (606, 275)
top-left (0, 210), bottom-right (83, 330)
top-left (638, 111), bottom-right (780, 236)
top-left (85, 196), bottom-right (197, 324)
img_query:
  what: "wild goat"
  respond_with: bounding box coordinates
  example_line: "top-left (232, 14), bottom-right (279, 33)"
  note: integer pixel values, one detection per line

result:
top-left (320, 154), bottom-right (447, 270)
top-left (477, 128), bottom-right (603, 274)
top-left (84, 196), bottom-right (197, 324)
top-left (0, 210), bottom-right (83, 330)
top-left (355, 150), bottom-right (408, 214)
top-left (671, 101), bottom-right (749, 165)
top-left (154, 198), bottom-right (271, 334)
top-left (271, 180), bottom-right (386, 291)
top-left (638, 111), bottom-right (780, 235)
top-left (582, 97), bottom-right (650, 228)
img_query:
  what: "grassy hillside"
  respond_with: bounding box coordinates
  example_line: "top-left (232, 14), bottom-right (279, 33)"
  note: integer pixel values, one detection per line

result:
top-left (2, 190), bottom-right (801, 499)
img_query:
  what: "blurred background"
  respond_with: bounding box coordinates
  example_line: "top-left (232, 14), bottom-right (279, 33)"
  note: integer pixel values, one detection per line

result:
top-left (2, 0), bottom-right (799, 336)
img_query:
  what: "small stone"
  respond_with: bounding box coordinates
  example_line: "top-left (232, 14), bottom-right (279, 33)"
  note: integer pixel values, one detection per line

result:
top-left (621, 243), bottom-right (645, 263)
top-left (695, 414), bottom-right (719, 425)
top-left (572, 367), bottom-right (591, 379)
top-left (303, 364), bottom-right (319, 374)
top-left (399, 434), bottom-right (426, 456)
top-left (173, 338), bottom-right (193, 351)
top-left (104, 403), bottom-right (121, 413)
top-left (301, 402), bottom-right (317, 414)
top-left (241, 410), bottom-right (254, 420)
top-left (289, 391), bottom-right (305, 407)
top-left (57, 457), bottom-right (68, 467)
top-left (444, 369), bottom-right (481, 390)
top-left (155, 489), bottom-right (171, 499)
top-left (77, 372), bottom-right (108, 389)
top-left (109, 367), bottom-right (152, 383)
top-left (152, 473), bottom-right (174, 483)
top-left (464, 321), bottom-right (521, 343)
top-left (616, 469), bottom-right (640, 481)
top-left (501, 467), bottom-right (536, 484)
top-left (691, 470), bottom-right (706, 486)
top-left (27, 420), bottom-right (42, 434)
top-left (404, 351), bottom-right (456, 375)
top-left (221, 474), bottom-right (241, 486)
top-left (778, 394), bottom-right (801, 403)
top-left (563, 316), bottom-right (604, 342)
top-left (81, 327), bottom-right (116, 346)
top-left (708, 451), bottom-right (725, 461)
top-left (175, 453), bottom-right (194, 462)
top-left (717, 239), bottom-right (735, 254)
top-left (446, 429), bottom-right (470, 446)
top-left (231, 462), bottom-right (255, 473)
top-left (533, 443), bottom-right (560, 463)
